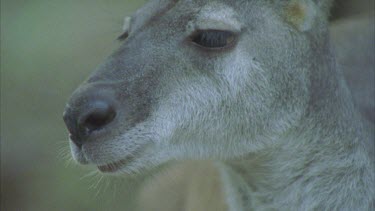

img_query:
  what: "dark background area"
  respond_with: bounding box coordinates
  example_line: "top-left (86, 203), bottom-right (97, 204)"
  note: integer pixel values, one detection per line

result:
top-left (1, 0), bottom-right (373, 210)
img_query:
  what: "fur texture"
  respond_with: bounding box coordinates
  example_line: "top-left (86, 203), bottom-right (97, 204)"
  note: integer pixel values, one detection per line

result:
top-left (65, 0), bottom-right (375, 210)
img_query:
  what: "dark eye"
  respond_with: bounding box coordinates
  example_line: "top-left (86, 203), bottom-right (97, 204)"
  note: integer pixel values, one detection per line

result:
top-left (190, 30), bottom-right (236, 49)
top-left (117, 31), bottom-right (129, 41)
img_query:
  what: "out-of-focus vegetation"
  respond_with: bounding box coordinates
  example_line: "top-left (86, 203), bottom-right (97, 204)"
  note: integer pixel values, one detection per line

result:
top-left (1, 1), bottom-right (145, 210)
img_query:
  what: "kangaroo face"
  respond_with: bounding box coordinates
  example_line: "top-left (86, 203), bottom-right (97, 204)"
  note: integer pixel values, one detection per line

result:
top-left (64, 0), bottom-right (323, 174)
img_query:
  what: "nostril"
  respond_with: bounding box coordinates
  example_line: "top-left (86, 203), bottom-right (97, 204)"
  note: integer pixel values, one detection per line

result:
top-left (79, 101), bottom-right (116, 133)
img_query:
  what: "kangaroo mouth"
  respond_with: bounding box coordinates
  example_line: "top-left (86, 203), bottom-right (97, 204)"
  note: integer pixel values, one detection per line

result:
top-left (97, 156), bottom-right (136, 173)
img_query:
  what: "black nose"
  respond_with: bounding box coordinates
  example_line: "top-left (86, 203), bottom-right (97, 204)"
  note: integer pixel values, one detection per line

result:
top-left (63, 98), bottom-right (116, 146)
top-left (79, 101), bottom-right (116, 132)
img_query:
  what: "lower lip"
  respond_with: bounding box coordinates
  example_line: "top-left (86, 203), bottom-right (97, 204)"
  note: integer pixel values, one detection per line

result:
top-left (97, 157), bottom-right (135, 173)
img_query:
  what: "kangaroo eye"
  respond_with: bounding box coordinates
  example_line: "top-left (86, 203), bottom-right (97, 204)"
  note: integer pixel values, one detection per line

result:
top-left (190, 30), bottom-right (236, 49)
top-left (118, 31), bottom-right (129, 41)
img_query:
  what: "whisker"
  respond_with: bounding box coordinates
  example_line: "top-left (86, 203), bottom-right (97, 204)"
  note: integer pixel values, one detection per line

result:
top-left (81, 170), bottom-right (99, 180)
top-left (57, 149), bottom-right (74, 164)
top-left (94, 175), bottom-right (104, 197)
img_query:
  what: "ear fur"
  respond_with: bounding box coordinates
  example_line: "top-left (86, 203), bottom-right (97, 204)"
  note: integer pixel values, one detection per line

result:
top-left (283, 0), bottom-right (333, 31)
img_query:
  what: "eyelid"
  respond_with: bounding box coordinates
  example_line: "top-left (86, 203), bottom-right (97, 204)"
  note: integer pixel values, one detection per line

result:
top-left (186, 18), bottom-right (242, 40)
top-left (194, 20), bottom-right (242, 33)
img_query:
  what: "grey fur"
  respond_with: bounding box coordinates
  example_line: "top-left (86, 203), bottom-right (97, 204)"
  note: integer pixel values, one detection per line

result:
top-left (65, 0), bottom-right (375, 210)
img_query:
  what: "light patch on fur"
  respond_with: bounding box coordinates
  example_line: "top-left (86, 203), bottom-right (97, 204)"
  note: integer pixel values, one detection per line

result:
top-left (284, 0), bottom-right (317, 31)
top-left (122, 16), bottom-right (132, 32)
top-left (187, 2), bottom-right (243, 34)
top-left (69, 140), bottom-right (88, 164)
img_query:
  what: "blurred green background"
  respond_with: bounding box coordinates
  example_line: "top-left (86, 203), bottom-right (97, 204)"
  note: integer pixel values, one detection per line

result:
top-left (0, 0), bottom-right (373, 210)
top-left (1, 1), bottom-right (146, 210)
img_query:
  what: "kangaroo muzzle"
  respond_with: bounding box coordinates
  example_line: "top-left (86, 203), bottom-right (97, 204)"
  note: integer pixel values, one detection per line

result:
top-left (63, 84), bottom-right (118, 147)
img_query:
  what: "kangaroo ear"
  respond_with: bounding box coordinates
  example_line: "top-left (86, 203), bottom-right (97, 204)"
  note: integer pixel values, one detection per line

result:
top-left (283, 0), bottom-right (333, 31)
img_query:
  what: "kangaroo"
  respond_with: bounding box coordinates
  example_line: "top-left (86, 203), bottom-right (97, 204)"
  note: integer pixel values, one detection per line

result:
top-left (63, 0), bottom-right (375, 210)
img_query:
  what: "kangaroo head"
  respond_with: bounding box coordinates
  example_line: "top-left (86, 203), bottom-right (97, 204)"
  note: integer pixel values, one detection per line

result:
top-left (63, 0), bottom-right (334, 174)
